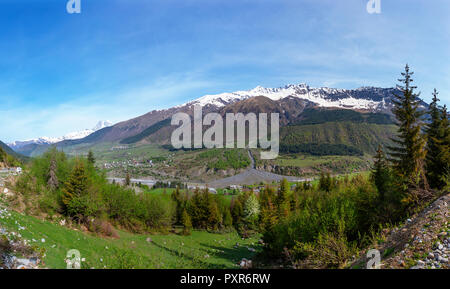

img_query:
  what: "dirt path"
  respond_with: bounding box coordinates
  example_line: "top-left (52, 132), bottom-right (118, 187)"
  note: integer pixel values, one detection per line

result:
top-left (247, 149), bottom-right (256, 169)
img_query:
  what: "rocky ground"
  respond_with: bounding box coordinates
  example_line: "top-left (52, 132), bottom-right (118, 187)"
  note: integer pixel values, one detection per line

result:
top-left (353, 193), bottom-right (449, 269)
top-left (0, 172), bottom-right (43, 269)
top-left (0, 206), bottom-right (44, 269)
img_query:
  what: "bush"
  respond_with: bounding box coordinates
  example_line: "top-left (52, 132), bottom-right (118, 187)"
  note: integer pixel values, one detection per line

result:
top-left (291, 232), bottom-right (358, 269)
top-left (15, 148), bottom-right (176, 234)
top-left (102, 184), bottom-right (175, 232)
top-left (89, 219), bottom-right (119, 238)
top-left (263, 189), bottom-right (359, 258)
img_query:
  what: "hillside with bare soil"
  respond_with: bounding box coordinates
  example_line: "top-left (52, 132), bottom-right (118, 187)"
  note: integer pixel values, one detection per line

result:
top-left (353, 193), bottom-right (449, 269)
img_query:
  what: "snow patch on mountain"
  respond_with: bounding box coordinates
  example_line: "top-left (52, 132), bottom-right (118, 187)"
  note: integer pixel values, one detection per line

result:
top-left (182, 83), bottom-right (394, 111)
top-left (8, 121), bottom-right (113, 149)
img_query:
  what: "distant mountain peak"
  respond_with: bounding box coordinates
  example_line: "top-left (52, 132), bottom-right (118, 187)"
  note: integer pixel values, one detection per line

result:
top-left (8, 120), bottom-right (113, 150)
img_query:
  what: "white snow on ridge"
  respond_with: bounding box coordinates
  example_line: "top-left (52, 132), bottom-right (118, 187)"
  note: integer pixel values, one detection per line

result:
top-left (9, 120), bottom-right (113, 149)
top-left (183, 83), bottom-right (391, 111)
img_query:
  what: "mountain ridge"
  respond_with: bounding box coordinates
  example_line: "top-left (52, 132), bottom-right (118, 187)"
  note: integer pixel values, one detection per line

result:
top-left (9, 120), bottom-right (113, 150)
top-left (68, 84), bottom-right (411, 145)
top-left (9, 83), bottom-right (429, 156)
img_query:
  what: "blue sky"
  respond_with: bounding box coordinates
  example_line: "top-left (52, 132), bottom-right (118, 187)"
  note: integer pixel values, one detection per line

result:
top-left (0, 0), bottom-right (449, 142)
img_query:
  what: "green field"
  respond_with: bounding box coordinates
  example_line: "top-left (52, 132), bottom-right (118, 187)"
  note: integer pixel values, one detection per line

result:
top-left (274, 154), bottom-right (367, 167)
top-left (0, 207), bottom-right (261, 269)
top-left (88, 143), bottom-right (169, 163)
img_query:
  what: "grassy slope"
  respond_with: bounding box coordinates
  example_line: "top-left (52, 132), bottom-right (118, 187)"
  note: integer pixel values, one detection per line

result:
top-left (0, 207), bottom-right (260, 269)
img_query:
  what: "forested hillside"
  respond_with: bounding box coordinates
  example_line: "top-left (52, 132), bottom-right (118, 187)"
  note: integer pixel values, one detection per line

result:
top-left (281, 122), bottom-right (397, 155)
top-left (0, 141), bottom-right (22, 167)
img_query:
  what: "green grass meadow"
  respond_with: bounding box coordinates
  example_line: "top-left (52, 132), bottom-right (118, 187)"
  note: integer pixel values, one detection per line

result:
top-left (0, 208), bottom-right (261, 269)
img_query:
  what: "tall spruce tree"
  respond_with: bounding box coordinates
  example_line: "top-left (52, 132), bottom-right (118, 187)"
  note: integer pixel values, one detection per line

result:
top-left (388, 64), bottom-right (428, 190)
top-left (425, 89), bottom-right (447, 189)
top-left (231, 198), bottom-right (243, 226)
top-left (259, 186), bottom-right (277, 231)
top-left (438, 105), bottom-right (450, 185)
top-left (125, 172), bottom-right (131, 186)
top-left (371, 145), bottom-right (390, 201)
top-left (181, 208), bottom-right (192, 235)
top-left (87, 150), bottom-right (95, 165)
top-left (276, 178), bottom-right (290, 218)
top-left (61, 161), bottom-right (88, 215)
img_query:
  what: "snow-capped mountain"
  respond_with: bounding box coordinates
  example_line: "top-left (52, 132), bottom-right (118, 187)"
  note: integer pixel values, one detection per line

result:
top-left (182, 83), bottom-right (401, 112)
top-left (10, 83), bottom-right (427, 155)
top-left (8, 121), bottom-right (113, 150)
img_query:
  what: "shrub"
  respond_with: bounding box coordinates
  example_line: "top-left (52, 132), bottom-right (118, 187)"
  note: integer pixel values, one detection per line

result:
top-left (291, 232), bottom-right (358, 269)
top-left (263, 189), bottom-right (359, 257)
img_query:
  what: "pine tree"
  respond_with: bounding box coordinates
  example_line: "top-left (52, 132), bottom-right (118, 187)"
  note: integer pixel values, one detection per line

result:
top-left (223, 209), bottom-right (233, 228)
top-left (276, 178), bottom-right (290, 218)
top-left (207, 199), bottom-right (221, 230)
top-left (231, 198), bottom-right (243, 225)
top-left (47, 157), bottom-right (59, 190)
top-left (371, 145), bottom-right (390, 201)
top-left (125, 173), bottom-right (131, 186)
top-left (188, 189), bottom-right (215, 229)
top-left (171, 187), bottom-right (185, 225)
top-left (425, 89), bottom-right (447, 189)
top-left (388, 64), bottom-right (428, 191)
top-left (259, 186), bottom-right (278, 231)
top-left (87, 150), bottom-right (95, 165)
top-left (319, 172), bottom-right (333, 192)
top-left (438, 105), bottom-right (450, 185)
top-left (181, 208), bottom-right (192, 235)
top-left (61, 161), bottom-right (88, 215)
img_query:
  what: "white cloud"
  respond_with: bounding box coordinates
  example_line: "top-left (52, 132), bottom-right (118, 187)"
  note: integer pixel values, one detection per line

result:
top-left (0, 73), bottom-right (220, 142)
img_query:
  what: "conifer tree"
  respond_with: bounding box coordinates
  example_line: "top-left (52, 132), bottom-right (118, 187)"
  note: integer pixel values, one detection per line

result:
top-left (61, 161), bottom-right (88, 215)
top-left (223, 209), bottom-right (233, 228)
top-left (319, 172), bottom-right (332, 192)
top-left (231, 198), bottom-right (243, 225)
top-left (125, 173), bottom-right (131, 186)
top-left (388, 64), bottom-right (428, 190)
top-left (276, 178), bottom-right (290, 218)
top-left (425, 89), bottom-right (447, 189)
top-left (208, 199), bottom-right (221, 230)
top-left (181, 208), bottom-right (192, 235)
top-left (438, 105), bottom-right (450, 185)
top-left (171, 187), bottom-right (185, 225)
top-left (277, 178), bottom-right (289, 204)
top-left (371, 145), bottom-right (390, 201)
top-left (259, 186), bottom-right (278, 231)
top-left (87, 150), bottom-right (95, 165)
